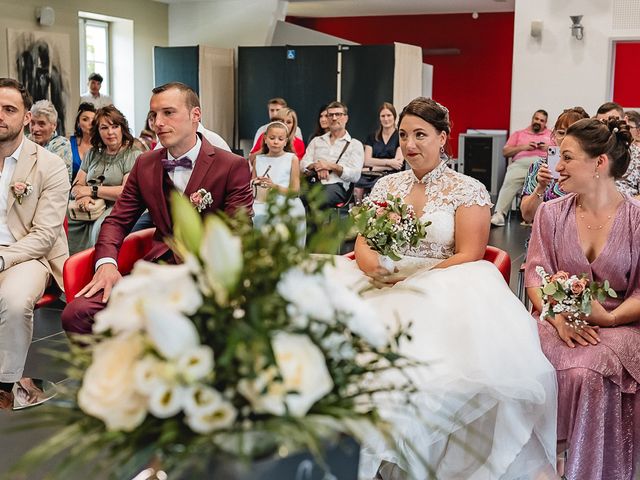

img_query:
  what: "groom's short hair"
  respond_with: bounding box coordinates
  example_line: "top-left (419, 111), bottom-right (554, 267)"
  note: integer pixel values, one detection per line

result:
top-left (0, 77), bottom-right (33, 110)
top-left (152, 82), bottom-right (200, 111)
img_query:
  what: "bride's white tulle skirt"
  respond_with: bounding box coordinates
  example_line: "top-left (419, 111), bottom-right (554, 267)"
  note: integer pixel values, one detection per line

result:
top-left (330, 256), bottom-right (558, 480)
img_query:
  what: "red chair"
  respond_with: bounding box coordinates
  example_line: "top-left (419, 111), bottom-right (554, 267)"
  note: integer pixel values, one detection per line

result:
top-left (343, 245), bottom-right (511, 284)
top-left (63, 228), bottom-right (156, 301)
top-left (34, 217), bottom-right (69, 310)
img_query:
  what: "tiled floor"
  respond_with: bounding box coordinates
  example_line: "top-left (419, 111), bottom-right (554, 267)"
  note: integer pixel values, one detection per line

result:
top-left (0, 213), bottom-right (531, 478)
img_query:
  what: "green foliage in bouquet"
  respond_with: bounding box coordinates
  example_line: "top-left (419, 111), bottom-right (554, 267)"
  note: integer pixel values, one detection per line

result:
top-left (536, 267), bottom-right (618, 327)
top-left (350, 194), bottom-right (430, 261)
top-left (5, 191), bottom-right (420, 479)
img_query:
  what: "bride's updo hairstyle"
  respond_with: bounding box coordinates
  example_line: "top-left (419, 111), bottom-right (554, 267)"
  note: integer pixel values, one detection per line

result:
top-left (398, 97), bottom-right (452, 155)
top-left (566, 117), bottom-right (632, 179)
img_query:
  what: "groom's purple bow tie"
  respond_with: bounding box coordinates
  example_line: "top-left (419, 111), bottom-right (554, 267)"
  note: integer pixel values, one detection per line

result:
top-left (161, 156), bottom-right (192, 172)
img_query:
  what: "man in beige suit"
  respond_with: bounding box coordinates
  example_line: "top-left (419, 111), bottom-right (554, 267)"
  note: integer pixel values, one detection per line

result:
top-left (0, 78), bottom-right (70, 409)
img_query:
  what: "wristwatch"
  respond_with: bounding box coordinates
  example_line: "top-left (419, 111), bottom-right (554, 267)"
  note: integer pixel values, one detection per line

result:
top-left (91, 185), bottom-right (99, 199)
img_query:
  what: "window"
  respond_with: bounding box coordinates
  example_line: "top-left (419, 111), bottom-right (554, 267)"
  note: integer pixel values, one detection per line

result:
top-left (79, 18), bottom-right (110, 95)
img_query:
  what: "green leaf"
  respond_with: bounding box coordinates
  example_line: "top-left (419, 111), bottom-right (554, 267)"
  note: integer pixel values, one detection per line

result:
top-left (608, 288), bottom-right (618, 298)
top-left (542, 283), bottom-right (557, 295)
top-left (171, 191), bottom-right (203, 255)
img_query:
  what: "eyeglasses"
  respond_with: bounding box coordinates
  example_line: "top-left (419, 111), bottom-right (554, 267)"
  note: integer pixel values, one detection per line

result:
top-left (327, 112), bottom-right (345, 118)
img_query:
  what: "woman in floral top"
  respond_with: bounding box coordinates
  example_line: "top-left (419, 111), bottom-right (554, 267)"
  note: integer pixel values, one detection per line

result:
top-left (520, 107), bottom-right (589, 223)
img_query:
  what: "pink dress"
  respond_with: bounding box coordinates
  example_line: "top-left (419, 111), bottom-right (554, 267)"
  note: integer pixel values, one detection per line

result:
top-left (525, 193), bottom-right (640, 480)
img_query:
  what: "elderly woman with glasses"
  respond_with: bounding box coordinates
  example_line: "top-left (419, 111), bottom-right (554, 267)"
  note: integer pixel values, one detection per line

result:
top-left (520, 107), bottom-right (590, 223)
top-left (28, 99), bottom-right (73, 181)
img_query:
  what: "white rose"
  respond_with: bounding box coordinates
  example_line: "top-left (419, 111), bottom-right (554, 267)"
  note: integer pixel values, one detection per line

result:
top-left (148, 383), bottom-right (186, 419)
top-left (144, 303), bottom-right (200, 360)
top-left (200, 216), bottom-right (243, 305)
top-left (277, 268), bottom-right (334, 322)
top-left (273, 332), bottom-right (334, 416)
top-left (239, 333), bottom-right (333, 417)
top-left (176, 345), bottom-right (214, 382)
top-left (78, 334), bottom-right (148, 431)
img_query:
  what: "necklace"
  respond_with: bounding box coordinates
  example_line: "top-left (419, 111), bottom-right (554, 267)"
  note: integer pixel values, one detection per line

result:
top-left (577, 203), bottom-right (612, 230)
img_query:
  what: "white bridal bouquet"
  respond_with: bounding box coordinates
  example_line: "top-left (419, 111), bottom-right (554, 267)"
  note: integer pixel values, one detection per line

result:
top-left (9, 193), bottom-right (418, 479)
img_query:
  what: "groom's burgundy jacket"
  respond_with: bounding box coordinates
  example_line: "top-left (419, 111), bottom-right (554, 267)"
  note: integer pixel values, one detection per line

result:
top-left (94, 135), bottom-right (252, 263)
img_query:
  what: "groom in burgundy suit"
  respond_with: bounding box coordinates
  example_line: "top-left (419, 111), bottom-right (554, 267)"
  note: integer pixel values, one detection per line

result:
top-left (61, 82), bottom-right (253, 335)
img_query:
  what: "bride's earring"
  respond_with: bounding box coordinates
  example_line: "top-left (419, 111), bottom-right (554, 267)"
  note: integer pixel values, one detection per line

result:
top-left (440, 146), bottom-right (445, 154)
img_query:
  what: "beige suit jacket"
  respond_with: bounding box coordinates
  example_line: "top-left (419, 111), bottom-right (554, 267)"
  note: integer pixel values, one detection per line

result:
top-left (0, 137), bottom-right (70, 289)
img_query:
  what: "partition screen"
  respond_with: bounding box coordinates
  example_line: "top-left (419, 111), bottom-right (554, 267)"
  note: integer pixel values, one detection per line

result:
top-left (340, 45), bottom-right (395, 142)
top-left (238, 46), bottom-right (337, 142)
top-left (154, 46), bottom-right (199, 93)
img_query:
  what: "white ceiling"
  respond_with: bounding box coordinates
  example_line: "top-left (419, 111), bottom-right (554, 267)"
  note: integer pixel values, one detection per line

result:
top-left (287, 0), bottom-right (515, 18)
top-left (155, 0), bottom-right (515, 17)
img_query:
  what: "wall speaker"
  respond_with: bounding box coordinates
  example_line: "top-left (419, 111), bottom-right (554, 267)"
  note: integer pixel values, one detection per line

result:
top-left (530, 20), bottom-right (543, 38)
top-left (36, 6), bottom-right (55, 27)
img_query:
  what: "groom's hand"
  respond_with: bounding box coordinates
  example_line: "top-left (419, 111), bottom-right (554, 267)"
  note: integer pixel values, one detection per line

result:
top-left (76, 263), bottom-right (123, 303)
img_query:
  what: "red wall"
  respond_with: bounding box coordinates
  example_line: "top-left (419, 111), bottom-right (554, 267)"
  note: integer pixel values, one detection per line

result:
top-left (287, 13), bottom-right (514, 156)
top-left (613, 42), bottom-right (640, 108)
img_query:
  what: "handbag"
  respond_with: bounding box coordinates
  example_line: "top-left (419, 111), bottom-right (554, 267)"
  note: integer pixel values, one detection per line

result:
top-left (68, 198), bottom-right (107, 221)
top-left (304, 141), bottom-right (351, 185)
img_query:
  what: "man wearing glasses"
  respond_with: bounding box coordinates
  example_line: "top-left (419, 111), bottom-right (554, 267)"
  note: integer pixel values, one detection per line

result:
top-left (300, 101), bottom-right (364, 208)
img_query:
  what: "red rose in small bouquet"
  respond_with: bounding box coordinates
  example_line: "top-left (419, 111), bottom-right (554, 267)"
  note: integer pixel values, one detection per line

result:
top-left (350, 194), bottom-right (429, 261)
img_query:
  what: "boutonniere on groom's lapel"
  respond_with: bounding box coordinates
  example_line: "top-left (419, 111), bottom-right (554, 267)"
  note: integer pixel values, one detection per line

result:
top-left (189, 188), bottom-right (213, 212)
top-left (11, 181), bottom-right (33, 205)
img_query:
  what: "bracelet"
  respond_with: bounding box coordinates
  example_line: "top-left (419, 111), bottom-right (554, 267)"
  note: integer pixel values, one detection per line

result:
top-left (611, 313), bottom-right (617, 327)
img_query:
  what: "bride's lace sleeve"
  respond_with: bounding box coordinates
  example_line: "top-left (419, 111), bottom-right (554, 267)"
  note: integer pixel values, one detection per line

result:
top-left (368, 173), bottom-right (404, 202)
top-left (455, 175), bottom-right (493, 209)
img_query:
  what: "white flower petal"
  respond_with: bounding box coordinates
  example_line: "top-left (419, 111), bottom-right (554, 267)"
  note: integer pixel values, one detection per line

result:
top-left (177, 346), bottom-right (214, 382)
top-left (148, 383), bottom-right (186, 419)
top-left (200, 216), bottom-right (243, 304)
top-left (144, 303), bottom-right (199, 359)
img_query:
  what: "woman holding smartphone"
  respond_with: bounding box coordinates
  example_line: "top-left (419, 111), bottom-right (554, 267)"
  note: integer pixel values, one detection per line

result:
top-left (520, 107), bottom-right (589, 223)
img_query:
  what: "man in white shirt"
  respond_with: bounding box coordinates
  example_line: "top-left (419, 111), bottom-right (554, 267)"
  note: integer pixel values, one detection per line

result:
top-left (0, 78), bottom-right (70, 409)
top-left (300, 101), bottom-right (364, 208)
top-left (80, 73), bottom-right (113, 110)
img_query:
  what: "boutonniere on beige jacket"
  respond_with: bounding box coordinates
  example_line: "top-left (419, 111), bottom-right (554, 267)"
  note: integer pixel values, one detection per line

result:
top-left (11, 181), bottom-right (33, 205)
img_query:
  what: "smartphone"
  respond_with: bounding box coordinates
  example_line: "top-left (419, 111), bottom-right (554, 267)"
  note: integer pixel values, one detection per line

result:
top-left (546, 146), bottom-right (560, 179)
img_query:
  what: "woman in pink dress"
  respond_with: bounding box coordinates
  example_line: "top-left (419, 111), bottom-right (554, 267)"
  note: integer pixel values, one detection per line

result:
top-left (525, 117), bottom-right (640, 479)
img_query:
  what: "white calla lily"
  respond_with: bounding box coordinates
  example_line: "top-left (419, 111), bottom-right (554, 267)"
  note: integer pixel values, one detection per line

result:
top-left (200, 216), bottom-right (243, 305)
top-left (183, 384), bottom-right (222, 416)
top-left (134, 355), bottom-right (169, 395)
top-left (144, 303), bottom-right (199, 360)
top-left (186, 400), bottom-right (237, 434)
top-left (176, 346), bottom-right (214, 382)
top-left (148, 383), bottom-right (186, 419)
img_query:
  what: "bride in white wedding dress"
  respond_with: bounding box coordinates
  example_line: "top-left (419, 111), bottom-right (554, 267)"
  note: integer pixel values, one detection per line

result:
top-left (332, 98), bottom-right (558, 479)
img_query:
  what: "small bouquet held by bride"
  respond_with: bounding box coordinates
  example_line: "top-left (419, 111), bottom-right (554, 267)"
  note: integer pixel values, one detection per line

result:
top-left (350, 194), bottom-right (429, 271)
top-left (9, 192), bottom-right (419, 479)
top-left (536, 266), bottom-right (617, 329)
